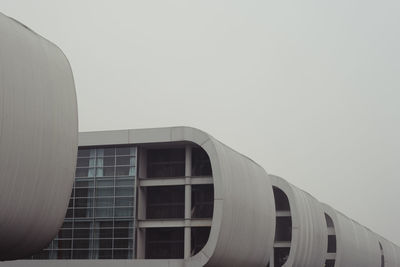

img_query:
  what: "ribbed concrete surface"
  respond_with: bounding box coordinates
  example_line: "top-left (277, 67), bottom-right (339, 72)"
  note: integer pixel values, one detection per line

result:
top-left (0, 13), bottom-right (78, 260)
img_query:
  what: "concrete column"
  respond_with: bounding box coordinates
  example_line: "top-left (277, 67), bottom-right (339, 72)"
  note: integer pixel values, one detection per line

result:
top-left (184, 145), bottom-right (192, 258)
top-left (136, 228), bottom-right (146, 259)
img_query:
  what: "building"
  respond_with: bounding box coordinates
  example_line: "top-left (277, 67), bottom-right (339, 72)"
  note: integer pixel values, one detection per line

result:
top-left (1, 126), bottom-right (399, 267)
top-left (0, 12), bottom-right (78, 261)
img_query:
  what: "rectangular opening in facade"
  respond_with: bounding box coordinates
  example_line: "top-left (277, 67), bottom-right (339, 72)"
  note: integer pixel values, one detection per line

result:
top-left (327, 235), bottom-right (337, 253)
top-left (325, 259), bottom-right (336, 267)
top-left (274, 247), bottom-right (290, 267)
top-left (146, 186), bottom-right (185, 219)
top-left (191, 184), bottom-right (214, 218)
top-left (145, 228), bottom-right (184, 259)
top-left (191, 147), bottom-right (212, 176)
top-left (275, 217), bottom-right (292, 242)
top-left (147, 148), bottom-right (185, 178)
top-left (273, 187), bottom-right (290, 211)
top-left (191, 227), bottom-right (211, 256)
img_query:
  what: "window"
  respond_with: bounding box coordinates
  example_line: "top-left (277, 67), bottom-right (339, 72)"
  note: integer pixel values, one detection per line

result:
top-left (192, 185), bottom-right (214, 218)
top-left (147, 148), bottom-right (185, 178)
top-left (192, 147), bottom-right (212, 176)
top-left (145, 228), bottom-right (184, 259)
top-left (146, 186), bottom-right (185, 219)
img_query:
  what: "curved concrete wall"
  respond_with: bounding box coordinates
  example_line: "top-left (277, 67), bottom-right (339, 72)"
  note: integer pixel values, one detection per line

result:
top-left (322, 203), bottom-right (386, 267)
top-left (0, 13), bottom-right (78, 260)
top-left (270, 175), bottom-right (327, 267)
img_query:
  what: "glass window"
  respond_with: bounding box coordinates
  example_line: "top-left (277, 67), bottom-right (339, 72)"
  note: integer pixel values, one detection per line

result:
top-left (75, 180), bottom-right (94, 188)
top-left (191, 227), bottom-right (211, 256)
top-left (72, 250), bottom-right (89, 259)
top-left (147, 148), bottom-right (185, 178)
top-left (75, 198), bottom-right (93, 208)
top-left (145, 228), bottom-right (184, 259)
top-left (74, 208), bottom-right (93, 218)
top-left (73, 240), bottom-right (90, 249)
top-left (95, 208), bottom-right (113, 217)
top-left (58, 229), bottom-right (72, 239)
top-left (113, 249), bottom-right (130, 259)
top-left (115, 207), bottom-right (133, 217)
top-left (191, 147), bottom-right (212, 176)
top-left (73, 228), bottom-right (90, 239)
top-left (103, 148), bottom-right (115, 156)
top-left (115, 179), bottom-right (134, 186)
top-left (116, 166), bottom-right (130, 176)
top-left (115, 156), bottom-right (130, 166)
top-left (56, 250), bottom-right (71, 259)
top-left (116, 187), bottom-right (134, 196)
top-left (77, 148), bottom-right (94, 157)
top-left (114, 228), bottom-right (133, 238)
top-left (76, 168), bottom-right (95, 178)
top-left (274, 248), bottom-right (290, 267)
top-left (192, 185), bottom-right (214, 218)
top-left (116, 147), bottom-right (130, 155)
top-left (98, 250), bottom-right (112, 259)
top-left (275, 217), bottom-right (292, 242)
top-left (31, 145), bottom-right (137, 260)
top-left (56, 240), bottom-right (72, 249)
top-left (96, 167), bottom-right (114, 177)
top-left (94, 228), bottom-right (112, 239)
top-left (147, 186), bottom-right (184, 219)
top-left (96, 179), bottom-right (114, 187)
top-left (113, 239), bottom-right (132, 248)
top-left (327, 235), bottom-right (337, 253)
top-left (101, 157), bottom-right (115, 166)
top-left (77, 158), bottom-right (95, 167)
top-left (115, 197), bottom-right (134, 207)
top-left (75, 188), bottom-right (94, 198)
top-left (95, 197), bottom-right (113, 207)
top-left (96, 187), bottom-right (114, 197)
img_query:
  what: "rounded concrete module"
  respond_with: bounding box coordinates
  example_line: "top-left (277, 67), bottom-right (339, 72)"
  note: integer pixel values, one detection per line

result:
top-left (167, 127), bottom-right (276, 267)
top-left (105, 126), bottom-right (276, 267)
top-left (322, 203), bottom-right (382, 267)
top-left (270, 175), bottom-right (327, 267)
top-left (0, 13), bottom-right (78, 260)
top-left (378, 237), bottom-right (400, 267)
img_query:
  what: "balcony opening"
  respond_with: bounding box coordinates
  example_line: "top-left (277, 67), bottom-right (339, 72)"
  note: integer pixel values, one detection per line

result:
top-left (146, 186), bottom-right (185, 219)
top-left (192, 147), bottom-right (212, 176)
top-left (327, 235), bottom-right (337, 253)
top-left (147, 148), bottom-right (185, 178)
top-left (192, 184), bottom-right (214, 218)
top-left (274, 248), bottom-right (290, 267)
top-left (325, 259), bottom-right (336, 267)
top-left (191, 227), bottom-right (211, 256)
top-left (145, 228), bottom-right (184, 259)
top-left (275, 217), bottom-right (292, 242)
top-left (273, 187), bottom-right (290, 211)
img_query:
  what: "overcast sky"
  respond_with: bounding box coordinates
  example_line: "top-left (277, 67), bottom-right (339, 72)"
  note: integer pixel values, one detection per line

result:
top-left (2, 1), bottom-right (399, 245)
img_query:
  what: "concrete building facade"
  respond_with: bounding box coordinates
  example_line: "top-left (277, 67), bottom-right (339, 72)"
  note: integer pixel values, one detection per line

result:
top-left (1, 127), bottom-right (399, 267)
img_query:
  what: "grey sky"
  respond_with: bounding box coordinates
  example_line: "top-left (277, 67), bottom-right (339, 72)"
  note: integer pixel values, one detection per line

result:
top-left (2, 1), bottom-right (399, 244)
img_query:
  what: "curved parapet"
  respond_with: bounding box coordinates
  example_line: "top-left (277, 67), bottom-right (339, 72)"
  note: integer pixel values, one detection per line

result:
top-left (322, 203), bottom-right (382, 267)
top-left (270, 175), bottom-right (327, 267)
top-left (0, 13), bottom-right (78, 260)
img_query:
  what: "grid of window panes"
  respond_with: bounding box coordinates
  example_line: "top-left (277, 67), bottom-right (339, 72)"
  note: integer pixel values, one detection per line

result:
top-left (32, 146), bottom-right (137, 259)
